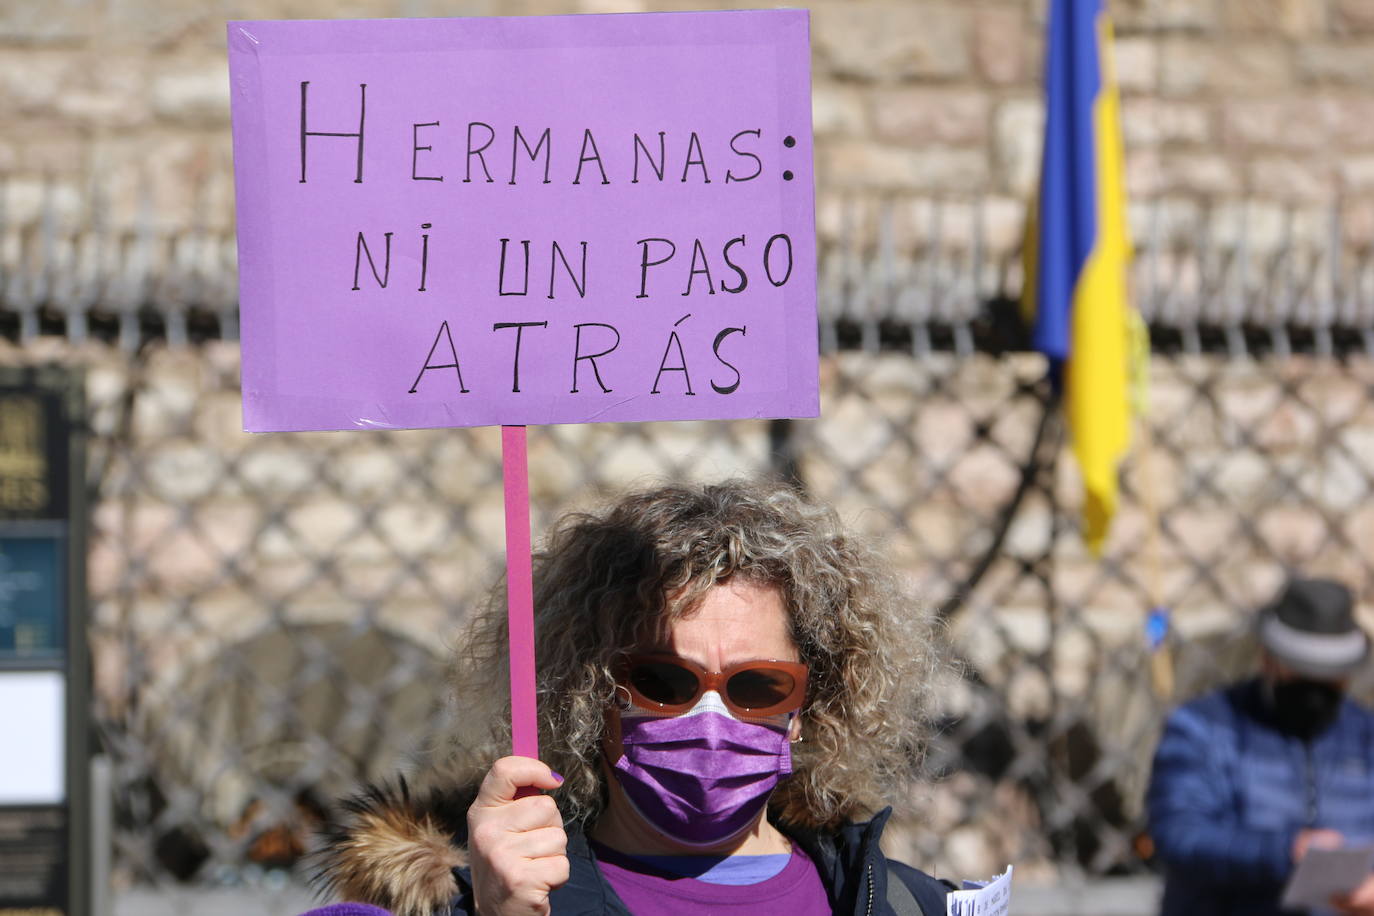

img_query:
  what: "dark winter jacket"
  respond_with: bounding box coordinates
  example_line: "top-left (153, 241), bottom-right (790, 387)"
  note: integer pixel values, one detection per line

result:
top-left (1147, 677), bottom-right (1374, 916)
top-left (311, 782), bottom-right (951, 915)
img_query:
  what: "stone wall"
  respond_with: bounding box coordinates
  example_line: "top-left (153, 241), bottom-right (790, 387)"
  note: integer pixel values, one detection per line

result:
top-left (4, 0), bottom-right (1374, 246)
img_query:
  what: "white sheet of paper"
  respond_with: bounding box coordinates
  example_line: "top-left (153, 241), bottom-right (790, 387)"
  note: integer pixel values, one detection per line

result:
top-left (1281, 847), bottom-right (1374, 910)
top-left (946, 865), bottom-right (1013, 916)
top-left (0, 670), bottom-right (65, 804)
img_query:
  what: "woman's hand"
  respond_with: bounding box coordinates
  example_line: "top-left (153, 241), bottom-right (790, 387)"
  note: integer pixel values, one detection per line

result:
top-left (467, 757), bottom-right (569, 916)
top-left (1293, 828), bottom-right (1344, 862)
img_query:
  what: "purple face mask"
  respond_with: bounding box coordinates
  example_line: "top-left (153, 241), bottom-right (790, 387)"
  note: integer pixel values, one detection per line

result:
top-left (609, 691), bottom-right (793, 847)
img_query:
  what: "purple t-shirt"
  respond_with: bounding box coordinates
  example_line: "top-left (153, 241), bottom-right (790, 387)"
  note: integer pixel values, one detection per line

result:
top-left (595, 843), bottom-right (831, 915)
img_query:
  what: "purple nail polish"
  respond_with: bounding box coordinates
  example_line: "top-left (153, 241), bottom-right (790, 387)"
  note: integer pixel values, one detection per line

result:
top-left (551, 771), bottom-right (564, 783)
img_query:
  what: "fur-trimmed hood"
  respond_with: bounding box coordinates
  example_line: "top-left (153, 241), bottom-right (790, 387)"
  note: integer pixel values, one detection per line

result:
top-left (314, 780), bottom-right (476, 916)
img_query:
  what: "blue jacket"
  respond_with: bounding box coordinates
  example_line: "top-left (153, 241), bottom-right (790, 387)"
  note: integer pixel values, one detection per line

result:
top-left (1147, 678), bottom-right (1374, 916)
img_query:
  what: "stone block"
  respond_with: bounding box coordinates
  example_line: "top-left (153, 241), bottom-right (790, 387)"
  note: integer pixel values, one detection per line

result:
top-left (91, 131), bottom-right (234, 232)
top-left (1124, 147), bottom-right (1164, 196)
top-left (1258, 508), bottom-right (1330, 560)
top-left (133, 507), bottom-right (224, 590)
top-left (1340, 155), bottom-right (1374, 191)
top-left (93, 0), bottom-right (220, 50)
top-left (1299, 42), bottom-right (1374, 84)
top-left (1249, 157), bottom-right (1334, 200)
top-left (0, 51), bottom-right (71, 115)
top-left (1159, 151), bottom-right (1242, 195)
top-left (376, 501), bottom-right (451, 557)
top-left (1315, 444), bottom-right (1374, 512)
top-left (192, 501), bottom-right (263, 568)
top-left (332, 449), bottom-right (407, 498)
top-left (152, 60), bottom-right (232, 124)
top-left (1222, 0), bottom-right (1328, 35)
top-left (1343, 200), bottom-right (1374, 244)
top-left (1348, 504), bottom-right (1374, 558)
top-left (1158, 0), bottom-right (1216, 30)
top-left (1165, 503), bottom-right (1240, 566)
top-left (1114, 37), bottom-right (1158, 93)
top-left (143, 441), bottom-right (223, 502)
top-left (974, 6), bottom-right (1026, 85)
top-left (999, 500), bottom-right (1054, 558)
top-left (819, 140), bottom-right (988, 193)
top-left (56, 55), bottom-right (149, 128)
top-left (1120, 98), bottom-right (1211, 146)
top-left (871, 88), bottom-right (989, 145)
top-left (992, 97), bottom-right (1044, 196)
top-left (16, 130), bottom-right (91, 174)
top-left (54, 91), bottom-right (147, 129)
top-left (811, 83), bottom-right (868, 138)
top-left (131, 358), bottom-right (200, 438)
top-left (193, 389), bottom-right (254, 453)
top-left (813, 193), bottom-right (851, 248)
top-left (1158, 39), bottom-right (1210, 95)
top-left (811, 2), bottom-right (972, 81)
top-left (236, 444), bottom-right (321, 496)
top-left (1208, 41), bottom-right (1297, 93)
top-left (578, 0), bottom-right (648, 11)
top-left (1110, 0), bottom-right (1153, 30)
top-left (1325, 96), bottom-right (1374, 148)
top-left (1333, 0), bottom-right (1374, 33)
top-left (0, 0), bottom-right (98, 44)
top-left (1221, 98), bottom-right (1328, 150)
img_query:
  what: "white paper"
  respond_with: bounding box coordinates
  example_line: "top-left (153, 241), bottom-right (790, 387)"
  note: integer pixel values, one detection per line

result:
top-left (946, 865), bottom-right (1013, 916)
top-left (1281, 847), bottom-right (1374, 910)
top-left (0, 670), bottom-right (65, 804)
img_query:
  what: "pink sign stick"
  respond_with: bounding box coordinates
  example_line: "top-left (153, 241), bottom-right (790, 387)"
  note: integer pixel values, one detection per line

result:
top-left (501, 425), bottom-right (539, 761)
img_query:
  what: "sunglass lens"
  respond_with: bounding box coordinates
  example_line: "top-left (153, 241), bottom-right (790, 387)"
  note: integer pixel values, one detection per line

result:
top-left (629, 661), bottom-right (700, 707)
top-left (726, 668), bottom-right (796, 711)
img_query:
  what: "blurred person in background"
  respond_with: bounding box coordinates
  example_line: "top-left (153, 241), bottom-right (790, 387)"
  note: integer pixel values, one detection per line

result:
top-left (300, 479), bottom-right (954, 915)
top-left (1147, 577), bottom-right (1374, 916)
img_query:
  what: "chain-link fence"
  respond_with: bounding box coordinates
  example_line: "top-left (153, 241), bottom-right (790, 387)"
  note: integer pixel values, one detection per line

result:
top-left (4, 179), bottom-right (1374, 901)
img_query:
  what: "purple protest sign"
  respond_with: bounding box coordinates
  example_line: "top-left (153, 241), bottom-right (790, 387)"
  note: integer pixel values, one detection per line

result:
top-left (227, 11), bottom-right (817, 432)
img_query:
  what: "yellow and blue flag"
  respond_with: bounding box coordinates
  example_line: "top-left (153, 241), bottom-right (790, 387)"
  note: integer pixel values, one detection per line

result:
top-left (1023, 0), bottom-right (1134, 554)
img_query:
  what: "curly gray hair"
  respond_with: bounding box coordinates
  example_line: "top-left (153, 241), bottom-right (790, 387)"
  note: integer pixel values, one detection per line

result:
top-left (440, 478), bottom-right (943, 831)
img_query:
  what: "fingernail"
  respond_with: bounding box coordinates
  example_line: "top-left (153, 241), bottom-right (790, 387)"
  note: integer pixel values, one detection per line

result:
top-left (551, 771), bottom-right (564, 783)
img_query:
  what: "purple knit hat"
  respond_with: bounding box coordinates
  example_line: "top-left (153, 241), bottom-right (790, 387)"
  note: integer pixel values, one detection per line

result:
top-left (298, 905), bottom-right (393, 916)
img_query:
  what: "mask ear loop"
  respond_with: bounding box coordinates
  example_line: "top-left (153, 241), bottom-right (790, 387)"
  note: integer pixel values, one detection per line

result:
top-left (602, 687), bottom-right (629, 766)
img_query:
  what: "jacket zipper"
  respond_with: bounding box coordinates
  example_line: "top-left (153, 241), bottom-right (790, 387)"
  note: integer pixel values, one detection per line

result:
top-left (865, 861), bottom-right (875, 915)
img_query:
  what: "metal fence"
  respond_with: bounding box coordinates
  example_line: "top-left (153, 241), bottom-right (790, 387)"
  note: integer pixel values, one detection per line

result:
top-left (4, 179), bottom-right (1374, 898)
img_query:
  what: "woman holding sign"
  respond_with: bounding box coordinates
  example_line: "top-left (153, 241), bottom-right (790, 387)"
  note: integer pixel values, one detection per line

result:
top-left (308, 480), bottom-right (953, 915)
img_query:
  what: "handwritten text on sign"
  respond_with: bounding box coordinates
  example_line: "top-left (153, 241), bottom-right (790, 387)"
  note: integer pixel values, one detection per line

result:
top-left (227, 12), bottom-right (817, 432)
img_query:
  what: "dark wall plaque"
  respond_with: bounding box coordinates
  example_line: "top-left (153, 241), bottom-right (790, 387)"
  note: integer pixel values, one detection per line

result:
top-left (0, 367), bottom-right (86, 916)
top-left (0, 536), bottom-right (64, 661)
top-left (0, 806), bottom-right (66, 911)
top-left (0, 388), bottom-right (68, 521)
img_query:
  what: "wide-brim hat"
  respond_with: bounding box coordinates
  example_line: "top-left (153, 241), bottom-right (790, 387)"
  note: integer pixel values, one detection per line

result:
top-left (1258, 578), bottom-right (1369, 679)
